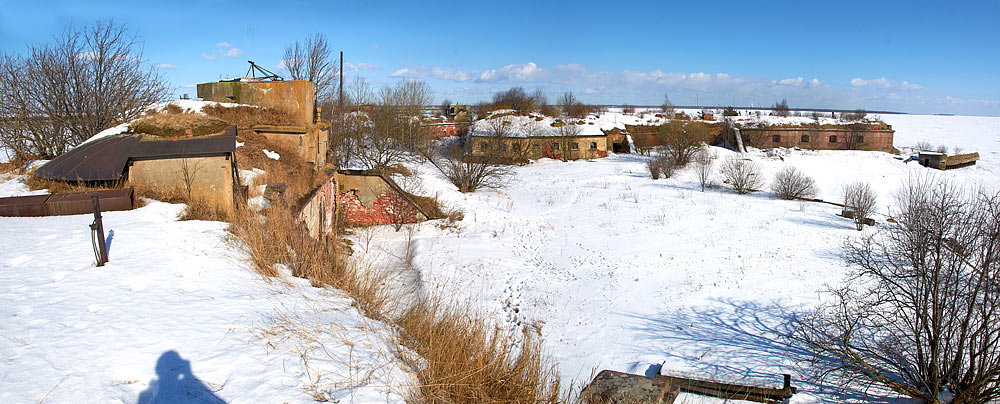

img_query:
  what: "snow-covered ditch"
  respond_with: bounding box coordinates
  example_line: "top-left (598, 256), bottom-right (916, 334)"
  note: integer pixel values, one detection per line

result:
top-left (0, 192), bottom-right (410, 403)
top-left (350, 113), bottom-right (1000, 403)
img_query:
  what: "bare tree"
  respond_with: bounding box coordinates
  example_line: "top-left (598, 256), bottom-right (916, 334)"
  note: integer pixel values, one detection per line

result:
top-left (0, 21), bottom-right (170, 159)
top-left (720, 155), bottom-right (764, 194)
top-left (552, 121), bottom-right (583, 161)
top-left (355, 93), bottom-right (404, 170)
top-left (558, 92), bottom-right (577, 115)
top-left (661, 92), bottom-right (675, 116)
top-left (790, 176), bottom-right (1000, 403)
top-left (283, 33), bottom-right (337, 103)
top-left (773, 99), bottom-right (790, 117)
top-left (658, 121), bottom-right (706, 166)
top-left (771, 166), bottom-right (817, 200)
top-left (693, 146), bottom-right (715, 191)
top-left (428, 143), bottom-right (513, 192)
top-left (843, 181), bottom-right (877, 230)
top-left (180, 158), bottom-right (205, 200)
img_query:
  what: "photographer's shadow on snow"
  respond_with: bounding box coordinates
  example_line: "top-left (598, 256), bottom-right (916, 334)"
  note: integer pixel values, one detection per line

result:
top-left (137, 350), bottom-right (225, 404)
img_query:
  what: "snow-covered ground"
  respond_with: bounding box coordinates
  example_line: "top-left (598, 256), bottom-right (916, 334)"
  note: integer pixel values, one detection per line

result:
top-left (0, 192), bottom-right (410, 403)
top-left (353, 112), bottom-right (1000, 403)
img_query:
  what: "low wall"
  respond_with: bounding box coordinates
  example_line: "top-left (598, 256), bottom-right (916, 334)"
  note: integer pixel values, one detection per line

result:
top-left (129, 155), bottom-right (236, 213)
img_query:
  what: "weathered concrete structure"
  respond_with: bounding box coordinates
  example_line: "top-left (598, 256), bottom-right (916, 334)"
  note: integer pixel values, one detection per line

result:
top-left (36, 126), bottom-right (242, 214)
top-left (467, 133), bottom-right (609, 161)
top-left (300, 169), bottom-right (436, 238)
top-left (198, 79), bottom-right (329, 168)
top-left (918, 151), bottom-right (979, 170)
top-left (740, 126), bottom-right (895, 152)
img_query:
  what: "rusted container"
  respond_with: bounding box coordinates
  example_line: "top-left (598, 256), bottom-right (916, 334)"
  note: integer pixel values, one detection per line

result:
top-left (0, 194), bottom-right (50, 217)
top-left (44, 188), bottom-right (134, 216)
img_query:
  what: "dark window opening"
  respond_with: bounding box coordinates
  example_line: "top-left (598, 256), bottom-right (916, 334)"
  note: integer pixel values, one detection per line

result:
top-left (829, 135), bottom-right (838, 143)
top-left (857, 135), bottom-right (864, 143)
top-left (801, 135), bottom-right (809, 143)
top-left (772, 135), bottom-right (781, 143)
top-left (571, 142), bottom-right (579, 150)
top-left (590, 142), bottom-right (598, 149)
top-left (480, 143), bottom-right (487, 152)
top-left (552, 143), bottom-right (560, 151)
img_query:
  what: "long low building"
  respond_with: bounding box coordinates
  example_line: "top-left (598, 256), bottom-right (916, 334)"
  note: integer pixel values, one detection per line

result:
top-left (739, 125), bottom-right (895, 152)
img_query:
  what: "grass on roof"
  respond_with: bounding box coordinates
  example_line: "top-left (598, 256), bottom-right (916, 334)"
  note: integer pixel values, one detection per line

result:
top-left (128, 113), bottom-right (229, 138)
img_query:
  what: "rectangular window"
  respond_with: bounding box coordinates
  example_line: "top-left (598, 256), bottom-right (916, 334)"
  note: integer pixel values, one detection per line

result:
top-left (590, 141), bottom-right (598, 149)
top-left (772, 135), bottom-right (780, 143)
top-left (801, 135), bottom-right (809, 143)
top-left (571, 142), bottom-right (579, 150)
top-left (480, 143), bottom-right (487, 152)
top-left (532, 143), bottom-right (541, 150)
top-left (829, 135), bottom-right (838, 143)
top-left (857, 135), bottom-right (864, 143)
top-left (552, 142), bottom-right (560, 151)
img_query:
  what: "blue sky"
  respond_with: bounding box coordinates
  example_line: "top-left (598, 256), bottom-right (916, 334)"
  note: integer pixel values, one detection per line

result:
top-left (1, 0), bottom-right (998, 115)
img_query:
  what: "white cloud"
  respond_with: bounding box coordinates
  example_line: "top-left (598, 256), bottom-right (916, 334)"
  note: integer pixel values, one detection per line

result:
top-left (850, 77), bottom-right (924, 91)
top-left (225, 48), bottom-right (242, 58)
top-left (584, 88), bottom-right (598, 94)
top-left (899, 81), bottom-right (923, 90)
top-left (201, 52), bottom-right (215, 61)
top-left (216, 42), bottom-right (231, 48)
top-left (477, 62), bottom-right (543, 83)
top-left (777, 77), bottom-right (804, 86)
top-left (345, 62), bottom-right (382, 72)
top-left (154, 63), bottom-right (176, 69)
top-left (203, 43), bottom-right (242, 60)
top-left (391, 66), bottom-right (471, 81)
top-left (180, 83), bottom-right (196, 88)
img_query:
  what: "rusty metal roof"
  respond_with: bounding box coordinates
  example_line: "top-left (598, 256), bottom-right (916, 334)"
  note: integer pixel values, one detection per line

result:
top-left (35, 135), bottom-right (140, 182)
top-left (35, 126), bottom-right (236, 182)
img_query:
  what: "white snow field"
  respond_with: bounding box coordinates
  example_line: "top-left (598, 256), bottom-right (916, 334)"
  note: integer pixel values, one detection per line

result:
top-left (352, 113), bottom-right (1000, 403)
top-left (0, 197), bottom-right (409, 403)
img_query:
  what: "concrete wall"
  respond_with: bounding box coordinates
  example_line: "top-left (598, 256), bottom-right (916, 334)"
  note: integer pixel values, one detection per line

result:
top-left (253, 125), bottom-right (329, 168)
top-left (740, 128), bottom-right (895, 152)
top-left (467, 135), bottom-right (609, 161)
top-left (197, 80), bottom-right (316, 126)
top-left (128, 155), bottom-right (235, 213)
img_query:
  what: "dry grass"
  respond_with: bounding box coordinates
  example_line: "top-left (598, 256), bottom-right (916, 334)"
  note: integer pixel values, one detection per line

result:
top-left (128, 113), bottom-right (229, 138)
top-left (202, 104), bottom-right (298, 128)
top-left (396, 298), bottom-right (562, 404)
top-left (22, 174), bottom-right (120, 193)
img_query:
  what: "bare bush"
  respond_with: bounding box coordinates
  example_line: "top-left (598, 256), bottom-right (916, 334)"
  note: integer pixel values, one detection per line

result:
top-left (843, 181), bottom-right (877, 230)
top-left (646, 149), bottom-right (674, 180)
top-left (646, 159), bottom-right (660, 180)
top-left (0, 21), bottom-right (170, 159)
top-left (840, 109), bottom-right (867, 121)
top-left (658, 121), bottom-right (708, 167)
top-left (622, 104), bottom-right (635, 114)
top-left (773, 99), bottom-right (790, 117)
top-left (916, 141), bottom-right (934, 152)
top-left (693, 146), bottom-right (715, 191)
top-left (790, 176), bottom-right (1000, 403)
top-left (661, 92), bottom-right (675, 115)
top-left (720, 156), bottom-right (764, 194)
top-left (771, 166), bottom-right (817, 200)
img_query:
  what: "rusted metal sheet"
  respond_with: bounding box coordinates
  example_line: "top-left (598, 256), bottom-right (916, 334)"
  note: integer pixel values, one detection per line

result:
top-left (44, 188), bottom-right (134, 216)
top-left (582, 370), bottom-right (795, 404)
top-left (131, 126), bottom-right (236, 160)
top-left (35, 135), bottom-right (141, 182)
top-left (35, 126), bottom-right (236, 182)
top-left (0, 194), bottom-right (50, 217)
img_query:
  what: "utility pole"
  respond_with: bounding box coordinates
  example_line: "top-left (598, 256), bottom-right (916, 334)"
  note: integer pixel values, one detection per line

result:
top-left (339, 51), bottom-right (344, 111)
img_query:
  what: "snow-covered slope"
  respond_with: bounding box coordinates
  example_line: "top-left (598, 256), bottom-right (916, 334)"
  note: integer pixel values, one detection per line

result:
top-left (0, 197), bottom-right (409, 403)
top-left (354, 113), bottom-right (1000, 403)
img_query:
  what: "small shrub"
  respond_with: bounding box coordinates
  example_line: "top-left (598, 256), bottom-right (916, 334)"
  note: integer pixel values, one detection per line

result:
top-left (722, 106), bottom-right (738, 117)
top-left (773, 99), bottom-right (790, 117)
top-left (693, 146), bottom-right (715, 192)
top-left (622, 104), bottom-right (635, 114)
top-left (646, 159), bottom-right (660, 179)
top-left (771, 166), bottom-right (818, 200)
top-left (720, 155), bottom-right (764, 194)
top-left (843, 181), bottom-right (877, 230)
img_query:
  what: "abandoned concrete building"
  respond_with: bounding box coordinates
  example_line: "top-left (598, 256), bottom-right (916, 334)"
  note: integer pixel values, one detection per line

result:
top-left (917, 151), bottom-right (979, 170)
top-left (197, 79), bottom-right (330, 169)
top-left (739, 125), bottom-right (895, 152)
top-left (35, 126), bottom-right (242, 213)
top-left (300, 169), bottom-right (439, 238)
top-left (467, 125), bottom-right (610, 161)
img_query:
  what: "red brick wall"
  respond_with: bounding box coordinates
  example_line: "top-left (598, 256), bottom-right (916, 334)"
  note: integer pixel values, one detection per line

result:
top-left (338, 187), bottom-right (422, 227)
top-left (741, 128), bottom-right (894, 152)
